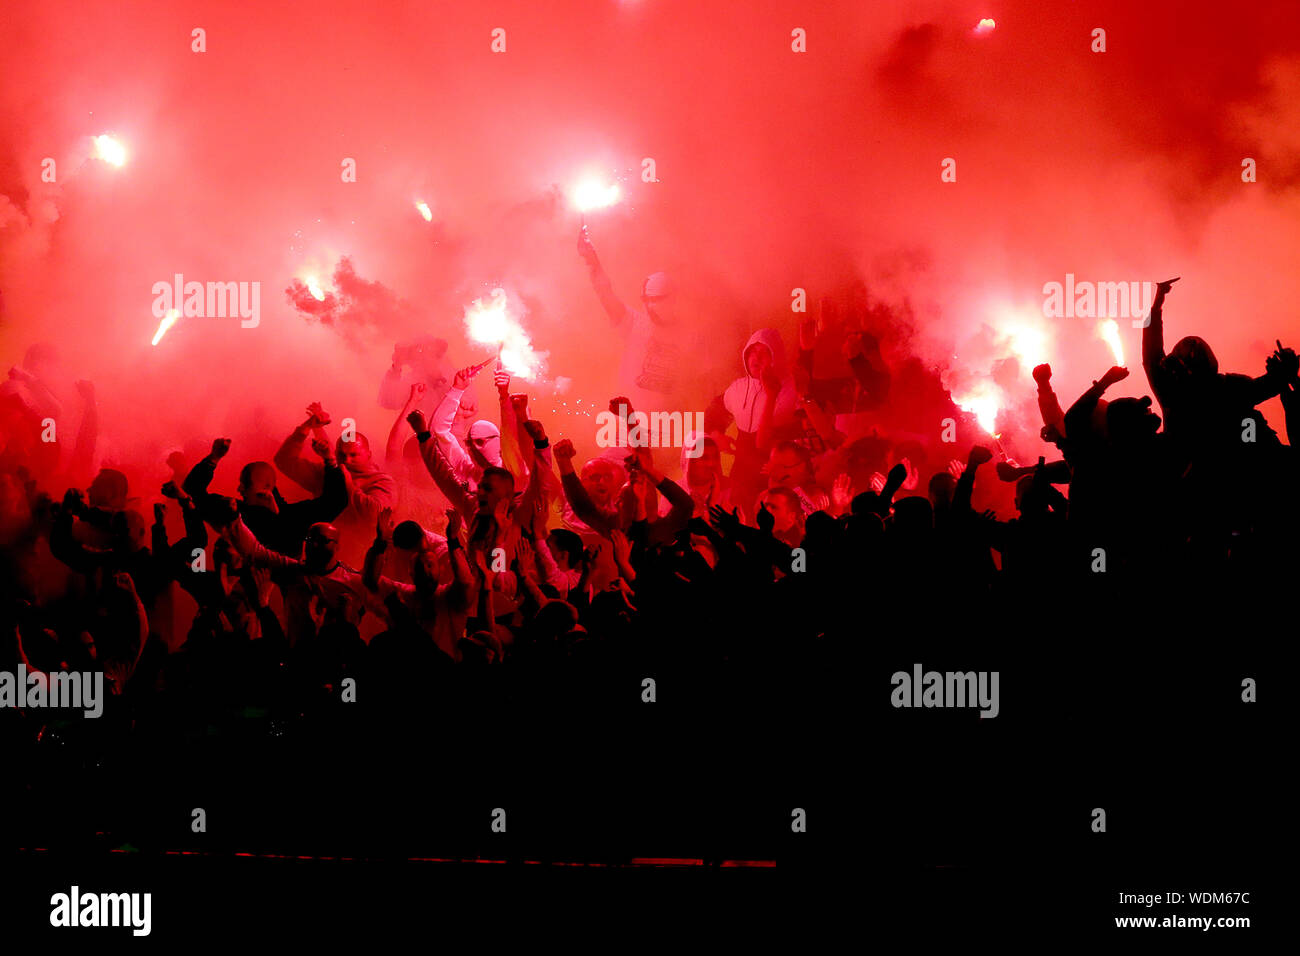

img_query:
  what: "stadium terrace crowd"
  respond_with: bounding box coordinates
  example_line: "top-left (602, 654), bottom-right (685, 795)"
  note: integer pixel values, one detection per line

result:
top-left (3, 258), bottom-right (1300, 753)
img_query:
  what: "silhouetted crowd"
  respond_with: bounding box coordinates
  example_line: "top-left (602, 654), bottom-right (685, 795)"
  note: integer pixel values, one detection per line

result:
top-left (3, 273), bottom-right (1299, 761)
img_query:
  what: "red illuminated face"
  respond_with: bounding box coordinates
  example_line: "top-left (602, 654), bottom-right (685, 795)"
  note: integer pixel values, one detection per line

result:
top-left (239, 462), bottom-right (277, 508)
top-left (336, 439), bottom-right (372, 470)
top-left (643, 294), bottom-right (678, 326)
top-left (581, 461), bottom-right (618, 506)
top-left (762, 493), bottom-right (799, 533)
top-left (746, 345), bottom-right (772, 378)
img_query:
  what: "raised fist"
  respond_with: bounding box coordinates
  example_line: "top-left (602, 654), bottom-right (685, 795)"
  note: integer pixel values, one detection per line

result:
top-left (306, 401), bottom-right (331, 428)
top-left (553, 438), bottom-right (577, 462)
top-left (210, 438), bottom-right (232, 460)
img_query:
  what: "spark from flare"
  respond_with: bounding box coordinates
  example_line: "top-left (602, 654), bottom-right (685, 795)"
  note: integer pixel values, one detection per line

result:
top-left (415, 200), bottom-right (433, 222)
top-left (304, 275), bottom-right (327, 301)
top-left (151, 309), bottom-right (179, 346)
top-left (1099, 319), bottom-right (1124, 366)
top-left (463, 288), bottom-right (543, 380)
top-left (92, 134), bottom-right (127, 167)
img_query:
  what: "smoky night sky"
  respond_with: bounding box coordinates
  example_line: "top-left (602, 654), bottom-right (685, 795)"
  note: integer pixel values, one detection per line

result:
top-left (3, 0), bottom-right (1299, 476)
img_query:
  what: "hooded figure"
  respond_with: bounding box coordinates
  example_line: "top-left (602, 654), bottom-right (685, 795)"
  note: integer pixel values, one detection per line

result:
top-left (722, 328), bottom-right (800, 435)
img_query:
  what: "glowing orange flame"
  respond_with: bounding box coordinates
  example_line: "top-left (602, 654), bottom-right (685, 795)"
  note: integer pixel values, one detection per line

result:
top-left (1099, 319), bottom-right (1124, 366)
top-left (975, 18), bottom-right (996, 33)
top-left (151, 309), bottom-right (179, 346)
top-left (464, 289), bottom-right (542, 380)
top-left (415, 200), bottom-right (433, 222)
top-left (92, 134), bottom-right (127, 167)
top-left (1005, 324), bottom-right (1047, 371)
top-left (955, 389), bottom-right (1000, 435)
top-left (304, 276), bottom-right (326, 301)
top-left (571, 179), bottom-right (621, 213)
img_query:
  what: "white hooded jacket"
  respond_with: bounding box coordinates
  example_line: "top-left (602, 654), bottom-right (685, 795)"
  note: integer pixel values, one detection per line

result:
top-left (722, 328), bottom-right (799, 434)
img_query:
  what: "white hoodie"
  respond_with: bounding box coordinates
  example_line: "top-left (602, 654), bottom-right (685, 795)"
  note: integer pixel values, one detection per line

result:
top-left (722, 328), bottom-right (799, 434)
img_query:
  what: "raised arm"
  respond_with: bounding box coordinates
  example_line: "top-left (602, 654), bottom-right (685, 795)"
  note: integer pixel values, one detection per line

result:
top-left (386, 382), bottom-right (426, 464)
top-left (409, 409), bottom-right (478, 518)
top-left (500, 376), bottom-right (529, 479)
top-left (274, 404), bottom-right (329, 493)
top-left (363, 508), bottom-right (393, 592)
top-left (577, 226), bottom-right (632, 327)
top-left (1142, 278), bottom-right (1178, 388)
top-left (1064, 365), bottom-right (1129, 441)
top-left (953, 446), bottom-right (994, 515)
top-left (1032, 364), bottom-right (1067, 436)
top-left (553, 439), bottom-right (618, 537)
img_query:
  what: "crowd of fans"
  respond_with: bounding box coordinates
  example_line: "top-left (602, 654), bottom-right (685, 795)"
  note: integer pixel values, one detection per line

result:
top-left (3, 260), bottom-right (1298, 761)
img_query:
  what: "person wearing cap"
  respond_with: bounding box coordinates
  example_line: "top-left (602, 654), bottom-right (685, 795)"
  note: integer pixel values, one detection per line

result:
top-left (576, 227), bottom-right (688, 409)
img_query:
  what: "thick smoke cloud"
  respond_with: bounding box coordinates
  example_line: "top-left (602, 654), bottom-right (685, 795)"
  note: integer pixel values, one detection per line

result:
top-left (2, 0), bottom-right (1299, 487)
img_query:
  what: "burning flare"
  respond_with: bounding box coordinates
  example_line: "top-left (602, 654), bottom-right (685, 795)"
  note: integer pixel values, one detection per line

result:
top-left (954, 386), bottom-right (1000, 436)
top-left (1005, 323), bottom-right (1047, 371)
top-left (570, 179), bottom-right (621, 213)
top-left (92, 134), bottom-right (127, 167)
top-left (1098, 319), bottom-right (1124, 366)
top-left (304, 275), bottom-right (327, 301)
top-left (975, 18), bottom-right (996, 34)
top-left (463, 288), bottom-right (542, 380)
top-left (415, 200), bottom-right (433, 222)
top-left (151, 309), bottom-right (179, 347)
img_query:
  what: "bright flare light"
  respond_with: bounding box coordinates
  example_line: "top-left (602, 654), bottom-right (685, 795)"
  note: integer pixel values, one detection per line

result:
top-left (304, 275), bottom-right (326, 301)
top-left (1005, 324), bottom-right (1048, 371)
top-left (92, 134), bottom-right (127, 167)
top-left (151, 309), bottom-right (179, 347)
top-left (975, 18), bottom-right (996, 34)
top-left (571, 179), bottom-right (621, 213)
top-left (1099, 319), bottom-right (1125, 366)
top-left (464, 289), bottom-right (543, 380)
top-left (955, 387), bottom-right (1000, 436)
top-left (415, 200), bottom-right (433, 222)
